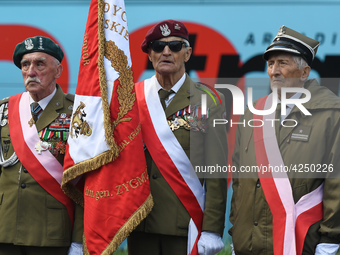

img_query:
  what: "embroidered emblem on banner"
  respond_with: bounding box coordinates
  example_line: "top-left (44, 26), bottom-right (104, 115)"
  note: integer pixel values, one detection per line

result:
top-left (104, 39), bottom-right (135, 128)
top-left (70, 101), bottom-right (92, 138)
top-left (160, 24), bottom-right (171, 36)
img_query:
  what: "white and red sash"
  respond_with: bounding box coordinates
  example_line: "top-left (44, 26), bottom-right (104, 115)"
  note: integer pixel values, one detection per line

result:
top-left (135, 76), bottom-right (205, 255)
top-left (8, 92), bottom-right (74, 223)
top-left (253, 93), bottom-right (323, 255)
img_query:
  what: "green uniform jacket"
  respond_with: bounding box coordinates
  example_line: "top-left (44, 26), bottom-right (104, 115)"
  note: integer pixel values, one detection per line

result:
top-left (0, 85), bottom-right (83, 247)
top-left (230, 79), bottom-right (340, 254)
top-left (135, 74), bottom-right (228, 237)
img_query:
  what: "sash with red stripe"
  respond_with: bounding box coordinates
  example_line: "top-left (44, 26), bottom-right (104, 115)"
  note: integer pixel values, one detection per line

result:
top-left (8, 92), bottom-right (74, 223)
top-left (135, 76), bottom-right (205, 255)
top-left (253, 93), bottom-right (323, 255)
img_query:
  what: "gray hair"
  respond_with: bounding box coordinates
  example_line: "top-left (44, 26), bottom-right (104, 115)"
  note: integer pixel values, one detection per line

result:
top-left (292, 55), bottom-right (308, 69)
top-left (54, 58), bottom-right (61, 66)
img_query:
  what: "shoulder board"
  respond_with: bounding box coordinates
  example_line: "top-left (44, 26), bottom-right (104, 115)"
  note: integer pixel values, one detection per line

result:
top-left (195, 82), bottom-right (215, 93)
top-left (0, 96), bottom-right (10, 106)
top-left (65, 93), bottom-right (75, 102)
top-left (195, 82), bottom-right (221, 98)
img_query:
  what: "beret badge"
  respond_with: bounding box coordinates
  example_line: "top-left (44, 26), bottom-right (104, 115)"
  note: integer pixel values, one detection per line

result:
top-left (160, 24), bottom-right (171, 37)
top-left (25, 39), bottom-right (34, 50)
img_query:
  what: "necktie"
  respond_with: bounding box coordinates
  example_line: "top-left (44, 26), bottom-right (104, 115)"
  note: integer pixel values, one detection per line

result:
top-left (31, 102), bottom-right (42, 122)
top-left (159, 89), bottom-right (174, 110)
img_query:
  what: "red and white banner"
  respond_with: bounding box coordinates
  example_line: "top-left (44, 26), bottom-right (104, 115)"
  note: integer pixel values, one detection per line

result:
top-left (253, 94), bottom-right (323, 255)
top-left (62, 0), bottom-right (153, 254)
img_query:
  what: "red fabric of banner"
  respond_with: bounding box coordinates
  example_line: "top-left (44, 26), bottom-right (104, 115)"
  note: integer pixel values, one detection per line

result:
top-left (62, 0), bottom-right (152, 254)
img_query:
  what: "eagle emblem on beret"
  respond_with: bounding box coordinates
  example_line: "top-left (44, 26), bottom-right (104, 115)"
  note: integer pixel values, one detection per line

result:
top-left (24, 39), bottom-right (34, 50)
top-left (160, 24), bottom-right (171, 37)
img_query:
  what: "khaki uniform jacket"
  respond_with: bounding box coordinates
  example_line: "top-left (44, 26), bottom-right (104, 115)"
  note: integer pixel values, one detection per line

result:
top-left (230, 79), bottom-right (340, 254)
top-left (0, 85), bottom-right (83, 247)
top-left (135, 75), bottom-right (228, 237)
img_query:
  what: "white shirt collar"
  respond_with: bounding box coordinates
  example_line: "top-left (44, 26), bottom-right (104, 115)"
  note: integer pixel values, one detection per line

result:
top-left (156, 73), bottom-right (186, 93)
top-left (278, 92), bottom-right (302, 121)
top-left (29, 87), bottom-right (57, 110)
top-left (156, 73), bottom-right (186, 107)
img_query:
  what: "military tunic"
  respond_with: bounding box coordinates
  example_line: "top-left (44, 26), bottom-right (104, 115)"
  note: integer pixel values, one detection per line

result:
top-left (133, 75), bottom-right (228, 238)
top-left (0, 85), bottom-right (83, 247)
top-left (229, 79), bottom-right (340, 254)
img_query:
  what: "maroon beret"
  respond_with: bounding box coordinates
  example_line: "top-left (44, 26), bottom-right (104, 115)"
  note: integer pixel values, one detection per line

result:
top-left (141, 19), bottom-right (189, 53)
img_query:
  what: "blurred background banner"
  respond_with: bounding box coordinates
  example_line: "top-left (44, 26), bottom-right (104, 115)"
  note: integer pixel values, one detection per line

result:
top-left (2, 1), bottom-right (339, 253)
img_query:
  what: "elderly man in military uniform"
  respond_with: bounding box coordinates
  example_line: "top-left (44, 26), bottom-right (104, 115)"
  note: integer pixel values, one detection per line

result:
top-left (128, 20), bottom-right (228, 255)
top-left (0, 36), bottom-right (83, 255)
top-left (229, 26), bottom-right (340, 255)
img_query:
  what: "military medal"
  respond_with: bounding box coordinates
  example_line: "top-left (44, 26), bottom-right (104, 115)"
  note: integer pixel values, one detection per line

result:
top-left (35, 140), bottom-right (50, 154)
top-left (28, 117), bottom-right (35, 127)
top-left (38, 128), bottom-right (54, 140)
top-left (168, 117), bottom-right (190, 131)
top-left (56, 141), bottom-right (66, 154)
top-left (167, 105), bottom-right (208, 133)
top-left (1, 119), bottom-right (7, 126)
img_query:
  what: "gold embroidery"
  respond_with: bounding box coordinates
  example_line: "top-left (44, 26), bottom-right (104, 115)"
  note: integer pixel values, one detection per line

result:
top-left (70, 101), bottom-right (92, 138)
top-left (84, 169), bottom-right (149, 200)
top-left (104, 39), bottom-right (135, 128)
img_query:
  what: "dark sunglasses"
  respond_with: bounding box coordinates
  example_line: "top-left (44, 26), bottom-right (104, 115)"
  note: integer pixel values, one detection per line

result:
top-left (150, 40), bottom-right (188, 53)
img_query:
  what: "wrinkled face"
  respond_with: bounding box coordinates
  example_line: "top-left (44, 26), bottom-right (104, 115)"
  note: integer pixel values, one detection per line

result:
top-left (267, 53), bottom-right (310, 97)
top-left (21, 52), bottom-right (62, 100)
top-left (148, 36), bottom-right (192, 77)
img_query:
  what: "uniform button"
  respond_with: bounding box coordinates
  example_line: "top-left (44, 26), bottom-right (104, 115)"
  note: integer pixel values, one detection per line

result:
top-left (256, 183), bottom-right (261, 188)
top-left (152, 174), bottom-right (158, 179)
top-left (254, 221), bottom-right (258, 226)
top-left (21, 183), bottom-right (26, 189)
top-left (23, 168), bottom-right (28, 173)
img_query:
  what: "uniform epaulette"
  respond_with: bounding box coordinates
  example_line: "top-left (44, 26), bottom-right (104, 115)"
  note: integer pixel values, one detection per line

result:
top-left (196, 82), bottom-right (213, 90)
top-left (65, 93), bottom-right (75, 102)
top-left (195, 82), bottom-right (219, 98)
top-left (0, 97), bottom-right (10, 106)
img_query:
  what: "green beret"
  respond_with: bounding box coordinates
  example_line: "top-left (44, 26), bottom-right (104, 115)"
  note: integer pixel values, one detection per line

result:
top-left (13, 36), bottom-right (64, 69)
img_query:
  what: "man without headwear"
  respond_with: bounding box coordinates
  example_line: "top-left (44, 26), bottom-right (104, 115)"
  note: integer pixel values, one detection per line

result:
top-left (128, 20), bottom-right (229, 255)
top-left (0, 36), bottom-right (83, 255)
top-left (229, 26), bottom-right (340, 255)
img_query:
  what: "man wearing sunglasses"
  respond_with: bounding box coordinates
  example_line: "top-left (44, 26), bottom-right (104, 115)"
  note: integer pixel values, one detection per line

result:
top-left (129, 20), bottom-right (228, 255)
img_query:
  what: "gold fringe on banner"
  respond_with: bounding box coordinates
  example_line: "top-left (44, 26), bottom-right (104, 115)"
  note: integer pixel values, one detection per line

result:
top-left (82, 194), bottom-right (154, 255)
top-left (63, 0), bottom-right (154, 253)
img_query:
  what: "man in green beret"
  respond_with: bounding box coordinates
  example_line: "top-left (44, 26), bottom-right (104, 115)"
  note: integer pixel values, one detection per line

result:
top-left (230, 26), bottom-right (340, 254)
top-left (0, 36), bottom-right (83, 255)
